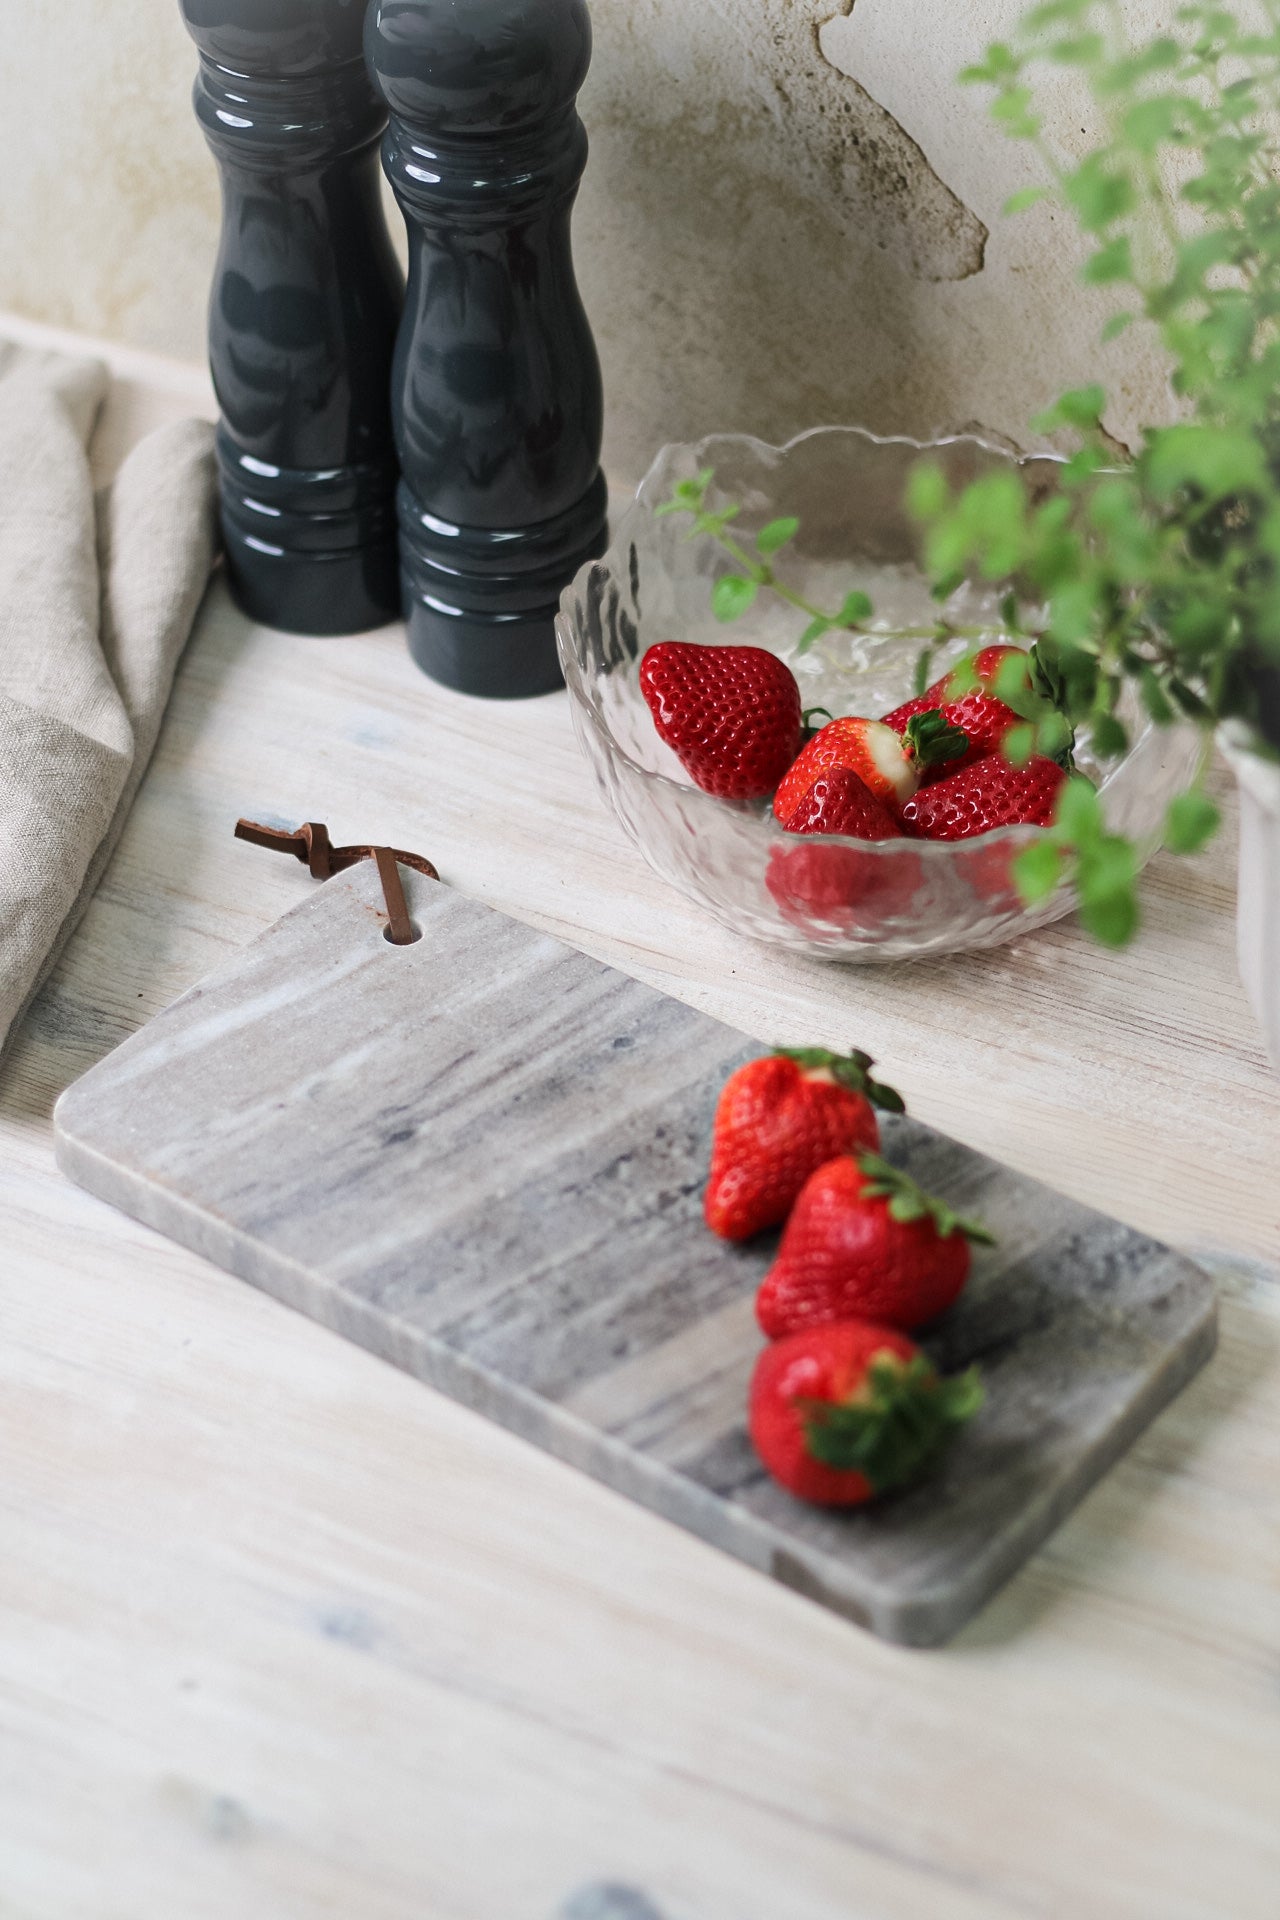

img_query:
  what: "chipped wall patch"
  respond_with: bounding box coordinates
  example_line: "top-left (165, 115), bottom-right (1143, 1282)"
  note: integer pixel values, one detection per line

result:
top-left (701, 0), bottom-right (988, 282)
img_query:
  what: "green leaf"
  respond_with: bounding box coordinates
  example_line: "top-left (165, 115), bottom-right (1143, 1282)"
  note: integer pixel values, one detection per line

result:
top-left (1144, 424), bottom-right (1268, 500)
top-left (887, 1193), bottom-right (929, 1225)
top-left (772, 1046), bottom-right (905, 1114)
top-left (961, 40), bottom-right (1019, 84)
top-left (1037, 710), bottom-right (1076, 767)
top-left (797, 616), bottom-right (832, 654)
top-left (837, 590), bottom-right (874, 628)
top-left (797, 1356), bottom-right (984, 1495)
top-left (856, 1152), bottom-right (996, 1246)
top-left (1002, 723), bottom-right (1036, 766)
top-left (1101, 312), bottom-right (1134, 343)
top-left (1164, 788), bottom-right (1221, 854)
top-left (1123, 93), bottom-right (1191, 153)
top-left (1014, 838), bottom-right (1064, 904)
top-left (756, 516), bottom-right (800, 557)
top-left (1139, 667), bottom-right (1175, 725)
top-left (711, 575), bottom-right (758, 623)
top-left (990, 85), bottom-right (1042, 139)
top-left (992, 652), bottom-right (1033, 704)
top-left (1082, 237), bottom-right (1134, 285)
top-left (1004, 184), bottom-right (1050, 215)
top-left (1074, 831), bottom-right (1140, 947)
top-left (1090, 712), bottom-right (1130, 759)
top-left (1053, 774), bottom-right (1102, 845)
top-left (1079, 881), bottom-right (1139, 947)
top-left (905, 709), bottom-right (969, 769)
top-left (1063, 156), bottom-right (1136, 231)
top-left (913, 645), bottom-right (935, 698)
top-left (1034, 383), bottom-right (1106, 434)
top-left (1048, 31), bottom-right (1105, 65)
top-left (907, 461), bottom-right (951, 521)
top-left (1047, 578), bottom-right (1100, 646)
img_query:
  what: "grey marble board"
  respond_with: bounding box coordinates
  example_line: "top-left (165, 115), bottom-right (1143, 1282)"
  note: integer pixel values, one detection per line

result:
top-left (54, 863), bottom-right (1217, 1646)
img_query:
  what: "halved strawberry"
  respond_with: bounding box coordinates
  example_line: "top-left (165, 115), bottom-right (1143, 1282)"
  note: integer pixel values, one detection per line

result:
top-left (773, 717), bottom-right (919, 823)
top-left (639, 642), bottom-right (803, 800)
top-left (749, 1321), bottom-right (984, 1506)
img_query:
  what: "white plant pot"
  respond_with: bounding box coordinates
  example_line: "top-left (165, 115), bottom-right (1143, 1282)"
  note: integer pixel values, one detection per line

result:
top-left (1222, 728), bottom-right (1280, 1071)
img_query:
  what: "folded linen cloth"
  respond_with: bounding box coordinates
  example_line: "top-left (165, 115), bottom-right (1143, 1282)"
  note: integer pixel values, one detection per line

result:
top-left (0, 344), bottom-right (217, 1063)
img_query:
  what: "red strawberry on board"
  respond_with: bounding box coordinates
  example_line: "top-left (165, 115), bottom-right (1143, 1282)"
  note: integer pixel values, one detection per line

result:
top-left (755, 1151), bottom-right (995, 1339)
top-left (705, 1048), bottom-right (904, 1242)
top-left (772, 716), bottom-right (919, 824)
top-left (639, 642), bottom-right (803, 801)
top-left (749, 1321), bottom-right (984, 1506)
top-left (902, 753), bottom-right (1067, 842)
top-left (778, 767), bottom-right (904, 840)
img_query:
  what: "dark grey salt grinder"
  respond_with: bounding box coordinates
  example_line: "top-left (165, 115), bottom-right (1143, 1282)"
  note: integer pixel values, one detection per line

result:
top-left (367, 0), bottom-right (608, 698)
top-left (181, 0), bottom-right (404, 634)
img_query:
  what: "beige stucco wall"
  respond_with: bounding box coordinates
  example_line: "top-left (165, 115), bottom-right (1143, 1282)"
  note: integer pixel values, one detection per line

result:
top-left (0, 0), bottom-right (1173, 485)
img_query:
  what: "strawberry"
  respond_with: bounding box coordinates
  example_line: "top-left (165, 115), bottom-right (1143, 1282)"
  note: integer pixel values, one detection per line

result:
top-left (748, 1321), bottom-right (984, 1506)
top-left (772, 717), bottom-right (918, 823)
top-left (883, 642), bottom-right (1028, 734)
top-left (756, 1151), bottom-right (995, 1338)
top-left (768, 770), bottom-right (914, 929)
top-left (777, 767), bottom-right (903, 840)
top-left (902, 753), bottom-right (1066, 841)
top-left (885, 644), bottom-right (1033, 781)
top-left (765, 839), bottom-right (924, 932)
top-left (705, 1049), bottom-right (904, 1242)
top-left (639, 642), bottom-right (803, 800)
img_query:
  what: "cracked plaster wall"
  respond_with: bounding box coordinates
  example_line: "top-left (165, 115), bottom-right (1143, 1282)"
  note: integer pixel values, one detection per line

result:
top-left (0, 0), bottom-right (1176, 484)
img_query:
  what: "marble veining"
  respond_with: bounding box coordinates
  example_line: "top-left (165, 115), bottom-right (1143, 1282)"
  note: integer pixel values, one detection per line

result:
top-left (53, 864), bottom-right (1217, 1646)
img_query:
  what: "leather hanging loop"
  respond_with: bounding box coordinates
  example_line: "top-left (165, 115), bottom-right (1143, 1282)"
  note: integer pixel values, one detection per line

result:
top-left (234, 818), bottom-right (437, 944)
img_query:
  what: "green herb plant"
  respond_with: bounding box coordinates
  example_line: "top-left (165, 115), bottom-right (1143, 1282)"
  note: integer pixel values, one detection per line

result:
top-left (662, 0), bottom-right (1280, 946)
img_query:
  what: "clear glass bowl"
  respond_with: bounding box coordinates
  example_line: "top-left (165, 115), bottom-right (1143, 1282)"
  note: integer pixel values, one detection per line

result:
top-left (555, 428), bottom-right (1203, 961)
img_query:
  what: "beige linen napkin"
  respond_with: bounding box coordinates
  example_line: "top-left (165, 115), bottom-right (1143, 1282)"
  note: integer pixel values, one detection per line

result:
top-left (0, 345), bottom-right (217, 1061)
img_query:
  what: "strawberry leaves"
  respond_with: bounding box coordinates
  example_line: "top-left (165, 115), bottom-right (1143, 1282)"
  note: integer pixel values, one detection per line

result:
top-left (774, 1047), bottom-right (906, 1114)
top-left (855, 1151), bottom-right (997, 1244)
top-left (903, 709), bottom-right (970, 769)
top-left (798, 1355), bottom-right (985, 1494)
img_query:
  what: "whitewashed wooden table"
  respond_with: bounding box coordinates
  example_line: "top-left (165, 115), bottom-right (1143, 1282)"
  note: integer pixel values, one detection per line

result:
top-left (2, 316), bottom-right (1278, 1920)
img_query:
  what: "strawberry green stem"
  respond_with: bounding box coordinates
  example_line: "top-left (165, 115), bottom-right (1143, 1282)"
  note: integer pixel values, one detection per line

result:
top-left (855, 1151), bottom-right (996, 1245)
top-left (799, 1355), bottom-right (984, 1493)
top-left (774, 1047), bottom-right (906, 1114)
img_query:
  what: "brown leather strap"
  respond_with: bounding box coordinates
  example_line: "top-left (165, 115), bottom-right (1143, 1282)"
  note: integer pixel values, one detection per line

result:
top-left (235, 818), bottom-right (438, 946)
top-left (372, 845), bottom-right (417, 946)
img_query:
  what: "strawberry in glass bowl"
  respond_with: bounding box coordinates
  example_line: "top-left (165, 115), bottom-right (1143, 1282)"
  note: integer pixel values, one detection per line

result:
top-left (555, 427), bottom-right (1201, 960)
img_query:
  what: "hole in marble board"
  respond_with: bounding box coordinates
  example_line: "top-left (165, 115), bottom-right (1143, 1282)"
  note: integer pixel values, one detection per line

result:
top-left (383, 922), bottom-right (423, 946)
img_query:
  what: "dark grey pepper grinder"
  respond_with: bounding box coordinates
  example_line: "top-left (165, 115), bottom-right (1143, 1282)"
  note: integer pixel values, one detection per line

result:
top-left (366, 0), bottom-right (608, 698)
top-left (181, 0), bottom-right (404, 634)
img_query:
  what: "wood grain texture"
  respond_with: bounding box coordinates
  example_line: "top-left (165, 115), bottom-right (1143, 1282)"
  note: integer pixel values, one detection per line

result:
top-left (53, 865), bottom-right (1217, 1646)
top-left (2, 318), bottom-right (1280, 1918)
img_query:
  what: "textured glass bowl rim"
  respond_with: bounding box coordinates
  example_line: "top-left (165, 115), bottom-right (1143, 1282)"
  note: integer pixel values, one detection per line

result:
top-left (556, 424), bottom-right (1148, 870)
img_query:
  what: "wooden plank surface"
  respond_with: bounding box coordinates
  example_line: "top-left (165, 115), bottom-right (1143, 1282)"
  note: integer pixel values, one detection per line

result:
top-left (2, 316), bottom-right (1279, 1917)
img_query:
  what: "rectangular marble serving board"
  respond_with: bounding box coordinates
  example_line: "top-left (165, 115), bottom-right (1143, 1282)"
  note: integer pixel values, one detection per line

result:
top-left (54, 863), bottom-right (1217, 1646)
